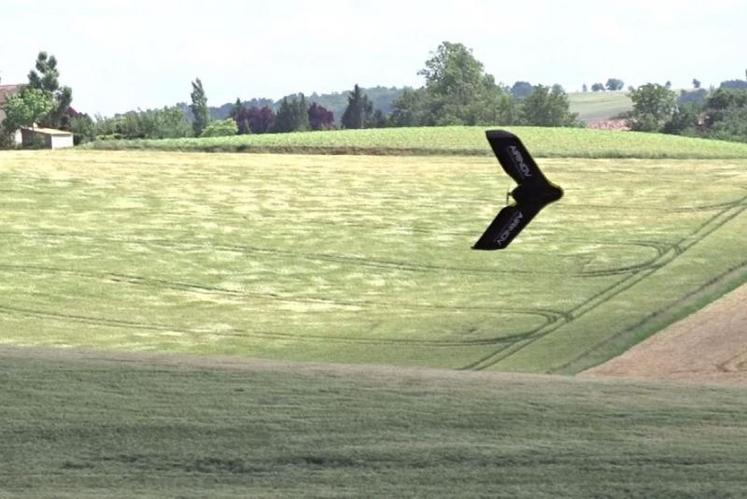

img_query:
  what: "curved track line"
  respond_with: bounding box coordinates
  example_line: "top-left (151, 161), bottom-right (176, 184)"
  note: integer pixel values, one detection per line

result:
top-left (0, 229), bottom-right (684, 279)
top-left (0, 303), bottom-right (545, 348)
top-left (0, 230), bottom-right (567, 277)
top-left (0, 263), bottom-right (565, 320)
top-left (461, 198), bottom-right (747, 371)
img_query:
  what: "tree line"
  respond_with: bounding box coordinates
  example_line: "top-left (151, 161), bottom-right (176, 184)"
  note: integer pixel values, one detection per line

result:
top-left (190, 42), bottom-right (580, 138)
top-left (626, 71), bottom-right (747, 143)
top-left (2, 42), bottom-right (582, 144)
top-left (4, 46), bottom-right (747, 146)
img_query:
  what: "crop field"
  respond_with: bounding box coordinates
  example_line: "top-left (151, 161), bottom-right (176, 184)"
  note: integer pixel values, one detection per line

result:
top-left (1, 149), bottom-right (745, 374)
top-left (568, 91), bottom-right (633, 122)
top-left (83, 125), bottom-right (747, 159)
top-left (3, 351), bottom-right (747, 498)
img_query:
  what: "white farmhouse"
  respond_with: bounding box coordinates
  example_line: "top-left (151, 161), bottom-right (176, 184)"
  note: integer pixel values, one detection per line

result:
top-left (21, 126), bottom-right (75, 149)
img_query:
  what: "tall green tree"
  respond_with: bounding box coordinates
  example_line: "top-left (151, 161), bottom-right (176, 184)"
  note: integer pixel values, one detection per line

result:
top-left (272, 95), bottom-right (309, 132)
top-left (419, 42), bottom-right (484, 98)
top-left (273, 98), bottom-right (293, 132)
top-left (1, 88), bottom-right (55, 131)
top-left (511, 81), bottom-right (534, 99)
top-left (295, 94), bottom-right (310, 131)
top-left (520, 85), bottom-right (578, 126)
top-left (628, 83), bottom-right (677, 132)
top-left (26, 51), bottom-right (73, 129)
top-left (341, 84), bottom-right (374, 129)
top-left (190, 78), bottom-right (209, 136)
top-left (69, 114), bottom-right (96, 145)
top-left (701, 88), bottom-right (747, 142)
top-left (230, 98), bottom-right (250, 134)
top-left (418, 41), bottom-right (502, 125)
top-left (389, 88), bottom-right (428, 127)
top-left (391, 42), bottom-right (515, 126)
top-left (605, 78), bottom-right (624, 91)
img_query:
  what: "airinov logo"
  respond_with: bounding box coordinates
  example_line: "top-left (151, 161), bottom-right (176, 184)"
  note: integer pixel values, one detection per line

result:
top-left (495, 211), bottom-right (523, 245)
top-left (509, 146), bottom-right (532, 178)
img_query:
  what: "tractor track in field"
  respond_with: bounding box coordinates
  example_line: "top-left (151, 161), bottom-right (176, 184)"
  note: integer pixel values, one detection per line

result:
top-left (460, 196), bottom-right (747, 371)
top-left (556, 259), bottom-right (747, 374)
top-left (0, 262), bottom-right (566, 317)
top-left (0, 229), bottom-right (679, 279)
top-left (2, 197), bottom-right (742, 357)
top-left (0, 302), bottom-right (548, 348)
top-left (576, 239), bottom-right (678, 278)
top-left (0, 229), bottom-right (561, 276)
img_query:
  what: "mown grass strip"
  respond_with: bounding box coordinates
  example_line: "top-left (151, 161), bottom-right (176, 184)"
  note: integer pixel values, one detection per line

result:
top-left (82, 126), bottom-right (747, 159)
top-left (2, 352), bottom-right (747, 498)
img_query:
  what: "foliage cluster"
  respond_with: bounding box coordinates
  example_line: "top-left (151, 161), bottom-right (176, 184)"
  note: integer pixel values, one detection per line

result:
top-left (628, 78), bottom-right (747, 143)
top-left (389, 42), bottom-right (579, 128)
top-left (0, 51), bottom-right (97, 146)
top-left (95, 106), bottom-right (192, 140)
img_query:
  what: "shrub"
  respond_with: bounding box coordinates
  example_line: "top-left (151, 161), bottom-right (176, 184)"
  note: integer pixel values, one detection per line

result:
top-left (200, 118), bottom-right (238, 137)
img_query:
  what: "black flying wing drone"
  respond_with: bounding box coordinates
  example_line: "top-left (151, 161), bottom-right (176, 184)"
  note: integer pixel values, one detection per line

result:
top-left (473, 130), bottom-right (563, 250)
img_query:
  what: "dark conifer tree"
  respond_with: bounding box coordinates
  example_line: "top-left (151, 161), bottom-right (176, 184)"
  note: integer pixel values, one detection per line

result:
top-left (341, 84), bottom-right (373, 129)
top-left (190, 78), bottom-right (209, 136)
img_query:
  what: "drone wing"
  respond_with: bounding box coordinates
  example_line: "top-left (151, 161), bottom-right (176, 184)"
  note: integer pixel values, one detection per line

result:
top-left (472, 203), bottom-right (541, 250)
top-left (485, 129), bottom-right (550, 187)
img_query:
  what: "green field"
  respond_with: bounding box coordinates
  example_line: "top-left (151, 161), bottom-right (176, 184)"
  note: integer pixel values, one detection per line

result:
top-left (568, 91), bottom-right (633, 122)
top-left (3, 350), bottom-right (747, 498)
top-left (3, 129), bottom-right (747, 497)
top-left (83, 126), bottom-right (747, 159)
top-left (1, 148), bottom-right (745, 373)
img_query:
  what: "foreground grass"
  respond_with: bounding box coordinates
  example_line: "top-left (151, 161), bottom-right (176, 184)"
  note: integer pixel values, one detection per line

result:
top-left (83, 126), bottom-right (747, 159)
top-left (1, 350), bottom-right (747, 498)
top-left (0, 150), bottom-right (745, 373)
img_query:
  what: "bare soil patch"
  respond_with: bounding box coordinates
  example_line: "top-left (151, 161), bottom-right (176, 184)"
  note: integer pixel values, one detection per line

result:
top-left (583, 284), bottom-right (747, 384)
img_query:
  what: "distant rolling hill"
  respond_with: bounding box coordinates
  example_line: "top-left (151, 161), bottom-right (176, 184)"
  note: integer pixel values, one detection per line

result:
top-left (185, 88), bottom-right (632, 125)
top-left (568, 91), bottom-right (633, 123)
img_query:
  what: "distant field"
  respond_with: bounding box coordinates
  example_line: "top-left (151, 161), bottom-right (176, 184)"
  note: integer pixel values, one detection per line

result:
top-left (568, 91), bottom-right (633, 122)
top-left (1, 150), bottom-right (744, 374)
top-left (83, 126), bottom-right (747, 159)
top-left (3, 351), bottom-right (747, 498)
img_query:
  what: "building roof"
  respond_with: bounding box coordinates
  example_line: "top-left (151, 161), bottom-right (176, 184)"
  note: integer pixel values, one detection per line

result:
top-left (21, 126), bottom-right (73, 137)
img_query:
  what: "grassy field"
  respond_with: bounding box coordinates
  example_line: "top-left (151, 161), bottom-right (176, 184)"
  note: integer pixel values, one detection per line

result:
top-left (3, 350), bottom-right (747, 498)
top-left (2, 132), bottom-right (747, 498)
top-left (1, 149), bottom-right (745, 374)
top-left (568, 91), bottom-right (633, 122)
top-left (83, 126), bottom-right (747, 159)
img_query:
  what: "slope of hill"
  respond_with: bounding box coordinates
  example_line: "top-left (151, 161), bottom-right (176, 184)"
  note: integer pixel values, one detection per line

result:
top-left (568, 91), bottom-right (633, 123)
top-left (85, 126), bottom-right (747, 158)
top-left (1, 148), bottom-right (744, 374)
top-left (2, 348), bottom-right (747, 498)
top-left (3, 124), bottom-right (747, 498)
top-left (181, 88), bottom-right (631, 125)
top-left (583, 284), bottom-right (747, 384)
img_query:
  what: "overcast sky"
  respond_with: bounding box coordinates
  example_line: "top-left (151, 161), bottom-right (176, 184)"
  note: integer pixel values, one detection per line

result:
top-left (1, 0), bottom-right (745, 116)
